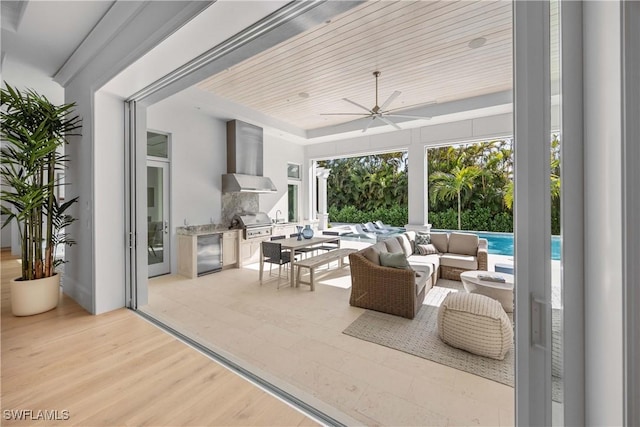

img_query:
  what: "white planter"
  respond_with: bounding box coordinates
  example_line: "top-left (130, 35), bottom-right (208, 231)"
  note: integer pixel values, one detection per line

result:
top-left (10, 274), bottom-right (60, 316)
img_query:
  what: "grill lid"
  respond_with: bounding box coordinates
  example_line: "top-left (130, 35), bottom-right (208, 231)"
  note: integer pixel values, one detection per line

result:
top-left (231, 212), bottom-right (272, 228)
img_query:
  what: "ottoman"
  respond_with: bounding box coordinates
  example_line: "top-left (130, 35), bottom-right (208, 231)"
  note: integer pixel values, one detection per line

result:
top-left (437, 292), bottom-right (513, 360)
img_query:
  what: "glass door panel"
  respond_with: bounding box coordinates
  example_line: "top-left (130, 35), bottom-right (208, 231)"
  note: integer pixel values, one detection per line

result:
top-left (147, 161), bottom-right (170, 276)
top-left (550, 0), bottom-right (564, 423)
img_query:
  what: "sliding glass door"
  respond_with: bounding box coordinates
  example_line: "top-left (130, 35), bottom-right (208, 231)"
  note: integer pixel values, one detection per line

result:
top-left (147, 161), bottom-right (170, 277)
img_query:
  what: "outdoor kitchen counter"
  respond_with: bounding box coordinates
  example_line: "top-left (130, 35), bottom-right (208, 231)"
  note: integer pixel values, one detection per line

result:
top-left (177, 228), bottom-right (240, 278)
top-left (176, 224), bottom-right (230, 236)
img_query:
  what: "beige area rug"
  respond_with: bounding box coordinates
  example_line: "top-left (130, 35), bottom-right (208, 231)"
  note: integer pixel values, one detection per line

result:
top-left (343, 280), bottom-right (515, 387)
top-left (343, 279), bottom-right (564, 402)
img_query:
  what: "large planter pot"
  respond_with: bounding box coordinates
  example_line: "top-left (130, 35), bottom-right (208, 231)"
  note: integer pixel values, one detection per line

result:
top-left (10, 274), bottom-right (60, 316)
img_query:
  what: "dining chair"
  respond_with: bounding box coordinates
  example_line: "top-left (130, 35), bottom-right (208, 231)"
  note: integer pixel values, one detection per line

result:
top-left (289, 233), bottom-right (316, 258)
top-left (261, 241), bottom-right (295, 286)
top-left (317, 231), bottom-right (340, 252)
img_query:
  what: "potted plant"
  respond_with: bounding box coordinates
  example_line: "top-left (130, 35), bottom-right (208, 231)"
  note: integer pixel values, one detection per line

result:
top-left (1, 84), bottom-right (81, 316)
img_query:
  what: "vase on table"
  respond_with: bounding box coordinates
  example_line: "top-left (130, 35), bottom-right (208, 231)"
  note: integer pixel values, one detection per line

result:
top-left (302, 225), bottom-right (314, 239)
top-left (296, 226), bottom-right (303, 240)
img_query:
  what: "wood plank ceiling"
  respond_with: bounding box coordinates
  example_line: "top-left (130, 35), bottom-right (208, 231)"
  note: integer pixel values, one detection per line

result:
top-left (197, 0), bottom-right (513, 131)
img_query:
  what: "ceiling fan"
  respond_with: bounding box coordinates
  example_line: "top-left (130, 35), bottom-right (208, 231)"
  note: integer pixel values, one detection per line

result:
top-left (322, 71), bottom-right (432, 132)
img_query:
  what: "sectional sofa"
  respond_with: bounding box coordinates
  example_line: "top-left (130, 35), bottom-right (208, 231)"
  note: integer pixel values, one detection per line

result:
top-left (348, 231), bottom-right (488, 319)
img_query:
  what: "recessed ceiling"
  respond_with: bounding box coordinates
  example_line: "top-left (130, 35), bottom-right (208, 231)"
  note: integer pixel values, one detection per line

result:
top-left (197, 0), bottom-right (513, 132)
top-left (1, 0), bottom-right (114, 76)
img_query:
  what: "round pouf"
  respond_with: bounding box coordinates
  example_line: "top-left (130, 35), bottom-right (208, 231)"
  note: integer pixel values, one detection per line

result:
top-left (437, 292), bottom-right (513, 360)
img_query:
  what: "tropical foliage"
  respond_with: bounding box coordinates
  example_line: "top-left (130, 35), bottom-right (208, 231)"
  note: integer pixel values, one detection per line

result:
top-left (320, 137), bottom-right (560, 234)
top-left (0, 84), bottom-right (81, 280)
top-left (318, 152), bottom-right (408, 213)
top-left (429, 164), bottom-right (482, 229)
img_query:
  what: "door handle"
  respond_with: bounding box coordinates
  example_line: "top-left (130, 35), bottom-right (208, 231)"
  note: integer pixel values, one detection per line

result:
top-left (164, 220), bottom-right (169, 234)
top-left (531, 295), bottom-right (549, 349)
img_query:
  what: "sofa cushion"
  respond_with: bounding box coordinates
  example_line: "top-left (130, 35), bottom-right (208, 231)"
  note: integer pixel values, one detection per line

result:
top-left (430, 232), bottom-right (449, 253)
top-left (379, 252), bottom-right (411, 270)
top-left (440, 253), bottom-right (478, 270)
top-left (404, 230), bottom-right (416, 242)
top-left (415, 269), bottom-right (428, 296)
top-left (361, 242), bottom-right (387, 265)
top-left (384, 237), bottom-right (404, 254)
top-left (448, 232), bottom-right (479, 256)
top-left (416, 244), bottom-right (439, 255)
top-left (396, 234), bottom-right (414, 257)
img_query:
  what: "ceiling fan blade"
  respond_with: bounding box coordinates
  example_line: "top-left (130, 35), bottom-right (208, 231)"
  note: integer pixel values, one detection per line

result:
top-left (386, 100), bottom-right (436, 112)
top-left (379, 116), bottom-right (401, 130)
top-left (379, 90), bottom-right (401, 111)
top-left (385, 114), bottom-right (432, 120)
top-left (362, 116), bottom-right (376, 133)
top-left (343, 98), bottom-right (373, 113)
top-left (320, 113), bottom-right (371, 116)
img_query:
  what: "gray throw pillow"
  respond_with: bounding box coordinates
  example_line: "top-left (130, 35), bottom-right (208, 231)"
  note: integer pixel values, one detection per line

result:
top-left (379, 252), bottom-right (412, 270)
top-left (414, 232), bottom-right (431, 254)
top-left (416, 244), bottom-right (440, 255)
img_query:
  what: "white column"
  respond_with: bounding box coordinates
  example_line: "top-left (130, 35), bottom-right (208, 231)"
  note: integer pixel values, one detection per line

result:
top-left (315, 167), bottom-right (331, 230)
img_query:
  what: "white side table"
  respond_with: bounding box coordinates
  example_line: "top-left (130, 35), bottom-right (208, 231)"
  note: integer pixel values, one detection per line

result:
top-left (460, 270), bottom-right (515, 312)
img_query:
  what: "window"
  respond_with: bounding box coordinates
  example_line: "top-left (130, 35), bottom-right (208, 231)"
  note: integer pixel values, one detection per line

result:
top-left (147, 131), bottom-right (169, 158)
top-left (287, 163), bottom-right (301, 180)
top-left (288, 183), bottom-right (298, 222)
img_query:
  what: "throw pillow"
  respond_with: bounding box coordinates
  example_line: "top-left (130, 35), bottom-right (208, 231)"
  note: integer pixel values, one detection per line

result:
top-left (415, 232), bottom-right (431, 245)
top-left (379, 252), bottom-right (412, 270)
top-left (413, 232), bottom-right (431, 254)
top-left (416, 244), bottom-right (440, 255)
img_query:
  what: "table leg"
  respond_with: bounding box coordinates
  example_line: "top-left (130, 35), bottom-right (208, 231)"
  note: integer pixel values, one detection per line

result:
top-left (259, 243), bottom-right (264, 282)
top-left (290, 248), bottom-right (296, 288)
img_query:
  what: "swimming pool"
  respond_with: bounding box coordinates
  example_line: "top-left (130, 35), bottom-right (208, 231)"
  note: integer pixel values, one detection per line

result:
top-left (434, 230), bottom-right (561, 260)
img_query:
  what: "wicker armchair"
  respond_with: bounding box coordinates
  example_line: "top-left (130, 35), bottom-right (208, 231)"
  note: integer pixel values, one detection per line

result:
top-left (348, 252), bottom-right (428, 319)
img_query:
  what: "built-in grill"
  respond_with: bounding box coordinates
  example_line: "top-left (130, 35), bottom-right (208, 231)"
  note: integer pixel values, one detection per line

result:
top-left (230, 212), bottom-right (273, 240)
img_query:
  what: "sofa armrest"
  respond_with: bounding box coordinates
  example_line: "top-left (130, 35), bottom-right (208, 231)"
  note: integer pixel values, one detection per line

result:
top-left (348, 252), bottom-right (420, 318)
top-left (477, 238), bottom-right (488, 271)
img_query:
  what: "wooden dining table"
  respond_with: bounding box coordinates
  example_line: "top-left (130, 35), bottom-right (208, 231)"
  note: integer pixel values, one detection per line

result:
top-left (263, 235), bottom-right (341, 288)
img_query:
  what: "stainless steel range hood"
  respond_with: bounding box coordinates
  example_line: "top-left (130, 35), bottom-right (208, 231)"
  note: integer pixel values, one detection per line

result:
top-left (222, 173), bottom-right (277, 193)
top-left (222, 120), bottom-right (277, 193)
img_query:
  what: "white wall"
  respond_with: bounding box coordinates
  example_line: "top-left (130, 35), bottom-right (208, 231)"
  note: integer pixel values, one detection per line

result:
top-left (94, 90), bottom-right (126, 314)
top-left (146, 99), bottom-right (227, 274)
top-left (63, 79), bottom-right (94, 312)
top-left (583, 2), bottom-right (624, 424)
top-left (2, 59), bottom-right (64, 104)
top-left (304, 113), bottom-right (513, 226)
top-left (261, 132), bottom-right (305, 221)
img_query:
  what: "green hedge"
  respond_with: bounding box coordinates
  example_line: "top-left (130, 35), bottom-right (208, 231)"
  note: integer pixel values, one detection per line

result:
top-left (428, 208), bottom-right (513, 232)
top-left (328, 205), bottom-right (408, 227)
top-left (329, 205), bottom-right (513, 232)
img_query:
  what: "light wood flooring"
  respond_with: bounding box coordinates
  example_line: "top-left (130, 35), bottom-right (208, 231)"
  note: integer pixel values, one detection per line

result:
top-left (143, 258), bottom-right (515, 426)
top-left (1, 250), bottom-right (318, 426)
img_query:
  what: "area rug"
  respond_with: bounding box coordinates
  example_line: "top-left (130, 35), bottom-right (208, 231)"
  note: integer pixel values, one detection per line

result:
top-left (343, 279), bottom-right (563, 402)
top-left (343, 280), bottom-right (515, 387)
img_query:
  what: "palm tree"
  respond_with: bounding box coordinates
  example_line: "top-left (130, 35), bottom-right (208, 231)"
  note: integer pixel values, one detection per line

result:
top-left (429, 165), bottom-right (481, 229)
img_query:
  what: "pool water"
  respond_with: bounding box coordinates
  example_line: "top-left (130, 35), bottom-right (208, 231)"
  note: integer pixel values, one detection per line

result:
top-left (436, 230), bottom-right (561, 260)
